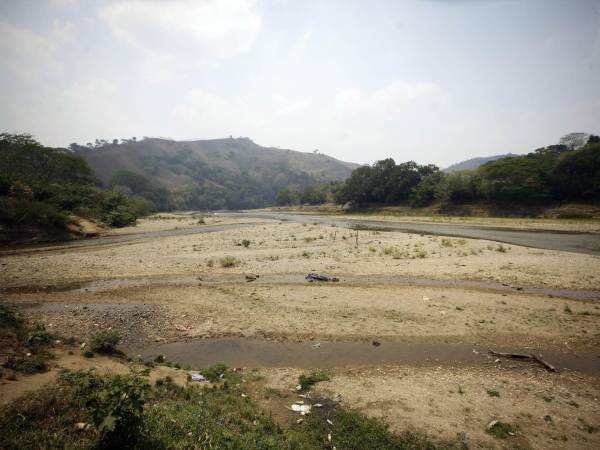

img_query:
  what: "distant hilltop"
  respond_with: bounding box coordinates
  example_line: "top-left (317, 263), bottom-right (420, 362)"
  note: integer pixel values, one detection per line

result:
top-left (444, 154), bottom-right (519, 173)
top-left (444, 132), bottom-right (597, 173)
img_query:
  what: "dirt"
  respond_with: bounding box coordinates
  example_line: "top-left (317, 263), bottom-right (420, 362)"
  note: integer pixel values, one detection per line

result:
top-left (260, 365), bottom-right (600, 450)
top-left (0, 347), bottom-right (189, 407)
top-left (2, 213), bottom-right (600, 449)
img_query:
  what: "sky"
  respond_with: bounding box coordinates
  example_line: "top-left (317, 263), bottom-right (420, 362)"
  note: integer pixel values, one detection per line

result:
top-left (1, 0), bottom-right (599, 167)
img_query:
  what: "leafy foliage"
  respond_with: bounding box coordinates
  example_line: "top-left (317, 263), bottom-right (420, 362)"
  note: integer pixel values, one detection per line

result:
top-left (298, 135), bottom-right (600, 208)
top-left (59, 370), bottom-right (150, 447)
top-left (0, 133), bottom-right (151, 241)
top-left (91, 330), bottom-right (121, 353)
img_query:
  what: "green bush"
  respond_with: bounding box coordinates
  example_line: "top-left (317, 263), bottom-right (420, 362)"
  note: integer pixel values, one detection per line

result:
top-left (298, 371), bottom-right (330, 391)
top-left (91, 330), bottom-right (121, 353)
top-left (0, 305), bottom-right (22, 329)
top-left (59, 370), bottom-right (150, 447)
top-left (200, 363), bottom-right (228, 382)
top-left (26, 324), bottom-right (53, 346)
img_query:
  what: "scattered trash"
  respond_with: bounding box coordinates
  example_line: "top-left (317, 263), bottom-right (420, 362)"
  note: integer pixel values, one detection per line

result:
top-left (494, 358), bottom-right (500, 363)
top-left (291, 404), bottom-right (311, 415)
top-left (422, 296), bottom-right (430, 301)
top-left (80, 343), bottom-right (86, 349)
top-left (190, 373), bottom-right (206, 382)
top-left (372, 341), bottom-right (381, 347)
top-left (314, 403), bottom-right (323, 408)
top-left (486, 420), bottom-right (499, 430)
top-left (241, 393), bottom-right (247, 398)
top-left (327, 419), bottom-right (334, 426)
top-left (295, 384), bottom-right (303, 391)
top-left (313, 342), bottom-right (321, 349)
top-left (305, 273), bottom-right (339, 282)
top-left (544, 415), bottom-right (552, 423)
top-left (74, 422), bottom-right (91, 431)
top-left (472, 349), bottom-right (479, 354)
top-left (175, 324), bottom-right (193, 332)
top-left (328, 433), bottom-right (332, 442)
top-left (296, 418), bottom-right (303, 424)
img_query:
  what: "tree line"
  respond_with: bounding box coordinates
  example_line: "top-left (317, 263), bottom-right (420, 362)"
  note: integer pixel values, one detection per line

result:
top-left (0, 133), bottom-right (152, 240)
top-left (276, 136), bottom-right (600, 208)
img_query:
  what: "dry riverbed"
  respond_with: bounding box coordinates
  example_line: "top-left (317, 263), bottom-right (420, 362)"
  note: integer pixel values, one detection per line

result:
top-left (1, 213), bottom-right (599, 449)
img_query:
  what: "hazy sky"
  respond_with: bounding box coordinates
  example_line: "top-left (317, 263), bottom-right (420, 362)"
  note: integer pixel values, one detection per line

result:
top-left (1, 0), bottom-right (599, 167)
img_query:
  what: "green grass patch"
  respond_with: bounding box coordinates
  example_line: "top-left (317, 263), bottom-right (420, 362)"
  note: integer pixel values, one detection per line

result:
top-left (486, 420), bottom-right (516, 438)
top-left (298, 371), bottom-right (330, 391)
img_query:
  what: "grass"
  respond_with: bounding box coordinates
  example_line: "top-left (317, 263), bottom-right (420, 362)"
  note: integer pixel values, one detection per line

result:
top-left (0, 367), bottom-right (462, 450)
top-left (219, 256), bottom-right (240, 268)
top-left (298, 370), bottom-right (330, 391)
top-left (486, 421), bottom-right (516, 438)
top-left (486, 389), bottom-right (500, 397)
top-left (91, 330), bottom-right (121, 354)
top-left (1, 306), bottom-right (55, 376)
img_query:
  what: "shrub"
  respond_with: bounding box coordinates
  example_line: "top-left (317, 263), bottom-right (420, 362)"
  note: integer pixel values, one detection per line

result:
top-left (201, 363), bottom-right (228, 382)
top-left (59, 370), bottom-right (150, 446)
top-left (298, 371), bottom-right (330, 391)
top-left (219, 256), bottom-right (239, 268)
top-left (241, 239), bottom-right (251, 248)
top-left (486, 420), bottom-right (516, 438)
top-left (26, 325), bottom-right (52, 346)
top-left (0, 305), bottom-right (22, 331)
top-left (91, 330), bottom-right (121, 353)
top-left (5, 353), bottom-right (49, 374)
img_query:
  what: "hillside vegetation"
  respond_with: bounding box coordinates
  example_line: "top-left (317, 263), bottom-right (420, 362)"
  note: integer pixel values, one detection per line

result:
top-left (278, 136), bottom-right (600, 212)
top-left (0, 133), bottom-right (152, 243)
top-left (73, 137), bottom-right (358, 211)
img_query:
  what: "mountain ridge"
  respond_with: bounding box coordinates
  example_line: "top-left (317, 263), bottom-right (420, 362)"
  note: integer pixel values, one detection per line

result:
top-left (74, 136), bottom-right (359, 210)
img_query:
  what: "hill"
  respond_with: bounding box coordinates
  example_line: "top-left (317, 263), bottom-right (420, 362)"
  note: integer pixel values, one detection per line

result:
top-left (74, 137), bottom-right (359, 210)
top-left (444, 153), bottom-right (519, 172)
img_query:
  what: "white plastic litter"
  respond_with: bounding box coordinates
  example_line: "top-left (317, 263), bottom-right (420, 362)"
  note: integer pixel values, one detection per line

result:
top-left (291, 404), bottom-right (311, 414)
top-left (191, 373), bottom-right (206, 381)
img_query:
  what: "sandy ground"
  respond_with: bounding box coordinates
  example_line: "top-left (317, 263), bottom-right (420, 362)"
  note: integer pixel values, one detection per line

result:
top-left (2, 221), bottom-right (599, 290)
top-left (2, 214), bottom-right (600, 449)
top-left (260, 366), bottom-right (600, 450)
top-left (104, 213), bottom-right (270, 236)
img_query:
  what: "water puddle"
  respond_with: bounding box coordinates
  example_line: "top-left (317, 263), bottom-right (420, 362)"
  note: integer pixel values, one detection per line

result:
top-left (5, 273), bottom-right (598, 301)
top-left (127, 338), bottom-right (600, 375)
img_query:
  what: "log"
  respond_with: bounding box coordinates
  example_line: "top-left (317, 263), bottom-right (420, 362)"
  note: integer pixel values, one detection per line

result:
top-left (488, 349), bottom-right (557, 372)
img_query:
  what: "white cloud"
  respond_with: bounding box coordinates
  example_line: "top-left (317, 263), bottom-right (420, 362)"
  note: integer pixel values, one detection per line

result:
top-left (99, 0), bottom-right (262, 81)
top-left (52, 20), bottom-right (77, 43)
top-left (0, 21), bottom-right (63, 79)
top-left (49, 0), bottom-right (79, 7)
top-left (276, 98), bottom-right (312, 116)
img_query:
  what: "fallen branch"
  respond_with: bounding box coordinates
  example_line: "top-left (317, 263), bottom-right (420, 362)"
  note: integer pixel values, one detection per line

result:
top-left (488, 349), bottom-right (557, 372)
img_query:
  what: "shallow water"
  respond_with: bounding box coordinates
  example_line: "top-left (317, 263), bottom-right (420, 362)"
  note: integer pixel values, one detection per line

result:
top-left (127, 338), bottom-right (600, 375)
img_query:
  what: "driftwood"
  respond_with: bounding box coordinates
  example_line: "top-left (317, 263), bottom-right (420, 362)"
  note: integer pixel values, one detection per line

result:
top-left (488, 349), bottom-right (556, 372)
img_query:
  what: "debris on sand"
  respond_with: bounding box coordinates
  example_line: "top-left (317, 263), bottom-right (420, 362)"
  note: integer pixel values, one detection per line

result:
top-left (190, 373), bottom-right (206, 382)
top-left (372, 340), bottom-right (381, 347)
top-left (291, 404), bottom-right (311, 414)
top-left (175, 324), bottom-right (193, 332)
top-left (245, 274), bottom-right (259, 282)
top-left (488, 349), bottom-right (557, 372)
top-left (305, 273), bottom-right (339, 282)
